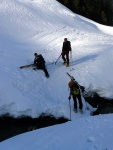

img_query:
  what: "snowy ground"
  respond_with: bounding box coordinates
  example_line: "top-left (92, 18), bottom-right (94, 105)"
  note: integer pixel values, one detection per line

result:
top-left (0, 0), bottom-right (113, 149)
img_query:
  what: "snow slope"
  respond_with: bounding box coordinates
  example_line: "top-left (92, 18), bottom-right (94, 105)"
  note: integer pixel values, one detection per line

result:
top-left (1, 114), bottom-right (113, 150)
top-left (0, 0), bottom-right (113, 149)
top-left (0, 0), bottom-right (113, 119)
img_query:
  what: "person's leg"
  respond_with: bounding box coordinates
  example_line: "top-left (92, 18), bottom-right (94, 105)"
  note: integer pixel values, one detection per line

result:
top-left (42, 64), bottom-right (49, 78)
top-left (36, 64), bottom-right (49, 78)
top-left (72, 95), bottom-right (77, 110)
top-left (43, 67), bottom-right (49, 78)
top-left (62, 51), bottom-right (66, 63)
top-left (32, 63), bottom-right (38, 70)
top-left (65, 51), bottom-right (69, 66)
top-left (77, 94), bottom-right (83, 110)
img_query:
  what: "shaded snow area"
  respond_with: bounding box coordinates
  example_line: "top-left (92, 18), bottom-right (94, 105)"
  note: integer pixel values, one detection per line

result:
top-left (0, 114), bottom-right (113, 150)
top-left (0, 0), bottom-right (113, 149)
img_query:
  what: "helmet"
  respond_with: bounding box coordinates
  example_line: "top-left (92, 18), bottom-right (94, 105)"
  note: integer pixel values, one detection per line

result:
top-left (68, 81), bottom-right (74, 88)
top-left (34, 53), bottom-right (38, 56)
top-left (64, 38), bottom-right (67, 42)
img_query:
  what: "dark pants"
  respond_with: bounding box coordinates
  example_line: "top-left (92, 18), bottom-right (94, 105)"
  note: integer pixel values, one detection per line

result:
top-left (72, 94), bottom-right (83, 110)
top-left (36, 64), bottom-right (49, 77)
top-left (62, 51), bottom-right (69, 65)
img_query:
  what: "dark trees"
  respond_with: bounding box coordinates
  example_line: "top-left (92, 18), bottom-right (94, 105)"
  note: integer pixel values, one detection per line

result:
top-left (57, 0), bottom-right (113, 26)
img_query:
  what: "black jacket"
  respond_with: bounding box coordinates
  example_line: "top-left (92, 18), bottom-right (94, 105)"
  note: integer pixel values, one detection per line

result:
top-left (34, 54), bottom-right (45, 66)
top-left (62, 41), bottom-right (71, 51)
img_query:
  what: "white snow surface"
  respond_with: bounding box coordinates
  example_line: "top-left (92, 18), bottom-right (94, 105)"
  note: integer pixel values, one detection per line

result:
top-left (0, 0), bottom-right (113, 149)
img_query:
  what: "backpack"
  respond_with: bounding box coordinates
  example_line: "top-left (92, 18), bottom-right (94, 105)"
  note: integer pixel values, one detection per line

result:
top-left (67, 41), bottom-right (71, 51)
top-left (72, 87), bottom-right (80, 95)
top-left (68, 81), bottom-right (80, 95)
top-left (63, 41), bottom-right (71, 51)
top-left (38, 54), bottom-right (45, 64)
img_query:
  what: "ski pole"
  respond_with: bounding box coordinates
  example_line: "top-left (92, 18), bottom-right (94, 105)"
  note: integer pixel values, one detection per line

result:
top-left (82, 92), bottom-right (92, 113)
top-left (69, 100), bottom-right (71, 121)
top-left (79, 87), bottom-right (90, 110)
top-left (79, 90), bottom-right (92, 112)
top-left (70, 50), bottom-right (74, 71)
top-left (83, 95), bottom-right (89, 110)
top-left (55, 54), bottom-right (62, 65)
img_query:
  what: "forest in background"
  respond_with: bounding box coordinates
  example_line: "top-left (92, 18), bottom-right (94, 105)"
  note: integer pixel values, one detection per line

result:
top-left (57, 0), bottom-right (113, 26)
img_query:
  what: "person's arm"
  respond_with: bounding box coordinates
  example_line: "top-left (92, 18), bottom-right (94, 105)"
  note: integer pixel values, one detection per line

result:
top-left (34, 56), bottom-right (38, 64)
top-left (69, 41), bottom-right (71, 51)
top-left (34, 58), bottom-right (37, 64)
top-left (62, 42), bottom-right (64, 51)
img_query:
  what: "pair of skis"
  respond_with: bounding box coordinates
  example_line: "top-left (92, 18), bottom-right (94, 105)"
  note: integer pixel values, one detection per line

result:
top-left (67, 72), bottom-right (85, 93)
top-left (20, 62), bottom-right (55, 69)
top-left (20, 64), bottom-right (34, 69)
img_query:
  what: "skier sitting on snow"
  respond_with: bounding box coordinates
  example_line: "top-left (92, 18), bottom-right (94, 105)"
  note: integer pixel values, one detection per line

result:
top-left (34, 53), bottom-right (49, 78)
top-left (68, 80), bottom-right (83, 113)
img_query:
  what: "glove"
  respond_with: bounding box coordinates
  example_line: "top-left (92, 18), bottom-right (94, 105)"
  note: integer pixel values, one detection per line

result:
top-left (68, 96), bottom-right (71, 100)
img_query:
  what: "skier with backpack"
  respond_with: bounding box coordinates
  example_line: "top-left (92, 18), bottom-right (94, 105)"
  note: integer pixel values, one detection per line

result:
top-left (68, 79), bottom-right (83, 113)
top-left (33, 53), bottom-right (49, 78)
top-left (61, 38), bottom-right (72, 67)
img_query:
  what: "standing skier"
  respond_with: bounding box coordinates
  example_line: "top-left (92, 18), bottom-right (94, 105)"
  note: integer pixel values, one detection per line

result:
top-left (68, 80), bottom-right (83, 113)
top-left (61, 38), bottom-right (71, 67)
top-left (34, 53), bottom-right (49, 78)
